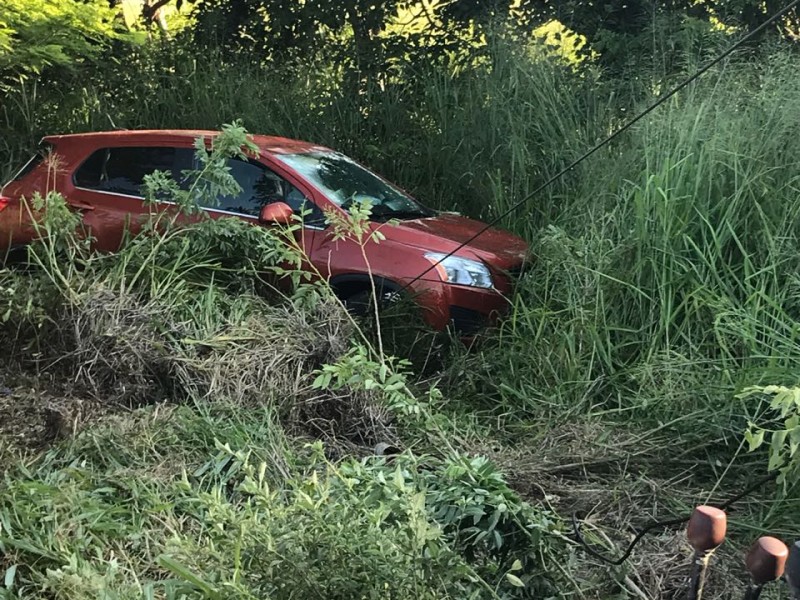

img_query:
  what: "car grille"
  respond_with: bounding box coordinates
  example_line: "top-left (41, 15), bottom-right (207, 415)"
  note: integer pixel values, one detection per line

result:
top-left (449, 306), bottom-right (487, 336)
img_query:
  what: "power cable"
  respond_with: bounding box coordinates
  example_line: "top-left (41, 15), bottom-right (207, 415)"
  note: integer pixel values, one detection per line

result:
top-left (402, 0), bottom-right (800, 290)
top-left (572, 472), bottom-right (778, 565)
top-left (407, 0), bottom-right (797, 563)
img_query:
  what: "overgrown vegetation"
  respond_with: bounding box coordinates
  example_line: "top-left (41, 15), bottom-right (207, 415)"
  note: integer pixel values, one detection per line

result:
top-left (0, 124), bottom-right (571, 598)
top-left (2, 1), bottom-right (800, 598)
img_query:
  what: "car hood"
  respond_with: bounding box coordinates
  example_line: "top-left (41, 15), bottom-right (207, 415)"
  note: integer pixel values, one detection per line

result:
top-left (382, 212), bottom-right (529, 268)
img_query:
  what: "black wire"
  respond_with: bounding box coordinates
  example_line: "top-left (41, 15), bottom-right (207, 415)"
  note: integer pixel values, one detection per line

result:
top-left (404, 0), bottom-right (795, 569)
top-left (401, 0), bottom-right (800, 291)
top-left (572, 472), bottom-right (778, 566)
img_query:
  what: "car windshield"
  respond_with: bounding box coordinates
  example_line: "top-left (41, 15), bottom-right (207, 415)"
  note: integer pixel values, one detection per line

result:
top-left (276, 151), bottom-right (434, 220)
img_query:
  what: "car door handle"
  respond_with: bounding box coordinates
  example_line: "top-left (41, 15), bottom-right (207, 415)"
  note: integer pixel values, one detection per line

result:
top-left (67, 200), bottom-right (95, 212)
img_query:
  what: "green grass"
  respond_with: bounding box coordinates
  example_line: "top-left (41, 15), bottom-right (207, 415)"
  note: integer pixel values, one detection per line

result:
top-left (2, 29), bottom-right (800, 599)
top-left (0, 144), bottom-right (571, 598)
top-left (456, 50), bottom-right (800, 429)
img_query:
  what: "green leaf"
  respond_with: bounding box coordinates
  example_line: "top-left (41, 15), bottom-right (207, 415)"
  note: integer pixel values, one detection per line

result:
top-left (393, 467), bottom-right (406, 491)
top-left (157, 555), bottom-right (221, 599)
top-left (789, 426), bottom-right (800, 458)
top-left (768, 451), bottom-right (785, 471)
top-left (493, 529), bottom-right (503, 548)
top-left (312, 373), bottom-right (331, 389)
top-left (771, 429), bottom-right (788, 457)
top-left (506, 573), bottom-right (525, 587)
top-left (4, 564), bottom-right (17, 589)
top-left (745, 428), bottom-right (765, 452)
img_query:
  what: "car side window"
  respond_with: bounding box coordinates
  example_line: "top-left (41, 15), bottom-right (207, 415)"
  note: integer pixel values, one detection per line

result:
top-left (74, 146), bottom-right (194, 197)
top-left (212, 158), bottom-right (324, 223)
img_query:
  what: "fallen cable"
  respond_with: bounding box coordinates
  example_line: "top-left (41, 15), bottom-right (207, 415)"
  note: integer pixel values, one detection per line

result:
top-left (401, 0), bottom-right (800, 292)
top-left (572, 472), bottom-right (778, 565)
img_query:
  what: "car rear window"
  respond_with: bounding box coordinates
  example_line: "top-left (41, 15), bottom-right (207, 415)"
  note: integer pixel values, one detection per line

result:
top-left (74, 146), bottom-right (194, 197)
top-left (5, 142), bottom-right (53, 185)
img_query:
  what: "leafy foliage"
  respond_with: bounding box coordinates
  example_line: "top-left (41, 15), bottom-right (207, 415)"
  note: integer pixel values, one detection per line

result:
top-left (0, 412), bottom-right (567, 599)
top-left (312, 344), bottom-right (422, 415)
top-left (3, 2), bottom-right (800, 597)
top-left (0, 0), bottom-right (122, 89)
top-left (741, 385), bottom-right (800, 488)
top-left (185, 0), bottom-right (798, 78)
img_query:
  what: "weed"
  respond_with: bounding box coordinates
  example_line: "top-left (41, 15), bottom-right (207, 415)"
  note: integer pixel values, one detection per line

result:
top-left (3, 23), bottom-right (800, 599)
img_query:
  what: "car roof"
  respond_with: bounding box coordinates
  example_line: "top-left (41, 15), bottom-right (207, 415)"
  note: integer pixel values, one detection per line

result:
top-left (41, 129), bottom-right (331, 155)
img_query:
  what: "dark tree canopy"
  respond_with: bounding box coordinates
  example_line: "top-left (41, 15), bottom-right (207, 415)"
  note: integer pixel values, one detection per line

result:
top-left (185, 0), bottom-right (799, 71)
top-left (2, 0), bottom-right (798, 91)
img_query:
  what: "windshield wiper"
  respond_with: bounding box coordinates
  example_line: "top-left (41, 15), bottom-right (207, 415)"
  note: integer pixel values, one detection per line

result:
top-left (371, 209), bottom-right (433, 221)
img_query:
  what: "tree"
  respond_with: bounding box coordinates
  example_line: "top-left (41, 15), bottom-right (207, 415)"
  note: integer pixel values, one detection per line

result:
top-left (112, 0), bottom-right (174, 35)
top-left (0, 0), bottom-right (121, 89)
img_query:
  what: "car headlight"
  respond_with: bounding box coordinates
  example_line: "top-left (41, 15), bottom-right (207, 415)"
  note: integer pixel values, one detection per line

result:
top-left (424, 252), bottom-right (493, 289)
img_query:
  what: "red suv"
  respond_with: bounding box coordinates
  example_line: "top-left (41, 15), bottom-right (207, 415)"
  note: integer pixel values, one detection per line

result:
top-left (0, 130), bottom-right (529, 334)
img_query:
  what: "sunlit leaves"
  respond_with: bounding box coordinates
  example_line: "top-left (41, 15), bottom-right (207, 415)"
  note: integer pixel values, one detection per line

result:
top-left (739, 385), bottom-right (800, 489)
top-left (0, 0), bottom-right (122, 88)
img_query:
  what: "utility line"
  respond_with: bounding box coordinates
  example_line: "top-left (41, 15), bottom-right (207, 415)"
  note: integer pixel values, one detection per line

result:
top-left (402, 0), bottom-right (800, 290)
top-left (572, 472), bottom-right (778, 565)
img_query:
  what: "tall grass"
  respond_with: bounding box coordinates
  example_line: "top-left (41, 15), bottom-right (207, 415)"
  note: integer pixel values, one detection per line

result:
top-left (4, 34), bottom-right (800, 427)
top-left (461, 50), bottom-right (800, 435)
top-left (4, 30), bottom-right (798, 427)
top-left (3, 28), bottom-right (800, 597)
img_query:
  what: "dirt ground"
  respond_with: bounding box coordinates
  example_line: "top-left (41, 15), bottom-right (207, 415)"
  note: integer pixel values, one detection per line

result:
top-left (0, 370), bottom-right (106, 465)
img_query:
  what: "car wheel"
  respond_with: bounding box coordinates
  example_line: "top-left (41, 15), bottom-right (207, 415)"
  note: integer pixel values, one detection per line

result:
top-left (342, 288), bottom-right (400, 317)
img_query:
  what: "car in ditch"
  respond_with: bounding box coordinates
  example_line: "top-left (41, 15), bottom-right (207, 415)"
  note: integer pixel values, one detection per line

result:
top-left (0, 130), bottom-right (529, 334)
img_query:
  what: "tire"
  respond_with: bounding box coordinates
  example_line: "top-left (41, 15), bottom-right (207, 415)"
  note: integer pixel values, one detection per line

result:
top-left (342, 287), bottom-right (400, 317)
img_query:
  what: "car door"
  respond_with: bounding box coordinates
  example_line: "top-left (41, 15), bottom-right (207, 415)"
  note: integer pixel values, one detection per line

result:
top-left (69, 146), bottom-right (325, 270)
top-left (69, 144), bottom-right (195, 251)
top-left (199, 156), bottom-right (325, 268)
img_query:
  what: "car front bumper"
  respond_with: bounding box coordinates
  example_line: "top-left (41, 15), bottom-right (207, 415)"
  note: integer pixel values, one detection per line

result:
top-left (408, 278), bottom-right (515, 334)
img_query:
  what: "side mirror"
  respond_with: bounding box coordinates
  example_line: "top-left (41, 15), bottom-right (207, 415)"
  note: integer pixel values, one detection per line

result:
top-left (259, 202), bottom-right (294, 224)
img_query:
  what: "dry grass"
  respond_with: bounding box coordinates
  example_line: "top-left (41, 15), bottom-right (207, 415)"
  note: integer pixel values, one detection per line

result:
top-left (624, 531), bottom-right (745, 600)
top-left (290, 386), bottom-right (396, 457)
top-left (63, 288), bottom-right (175, 405)
top-left (0, 372), bottom-right (107, 465)
top-left (466, 422), bottom-right (777, 599)
top-left (175, 299), bottom-right (353, 404)
top-left (0, 281), bottom-right (399, 462)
